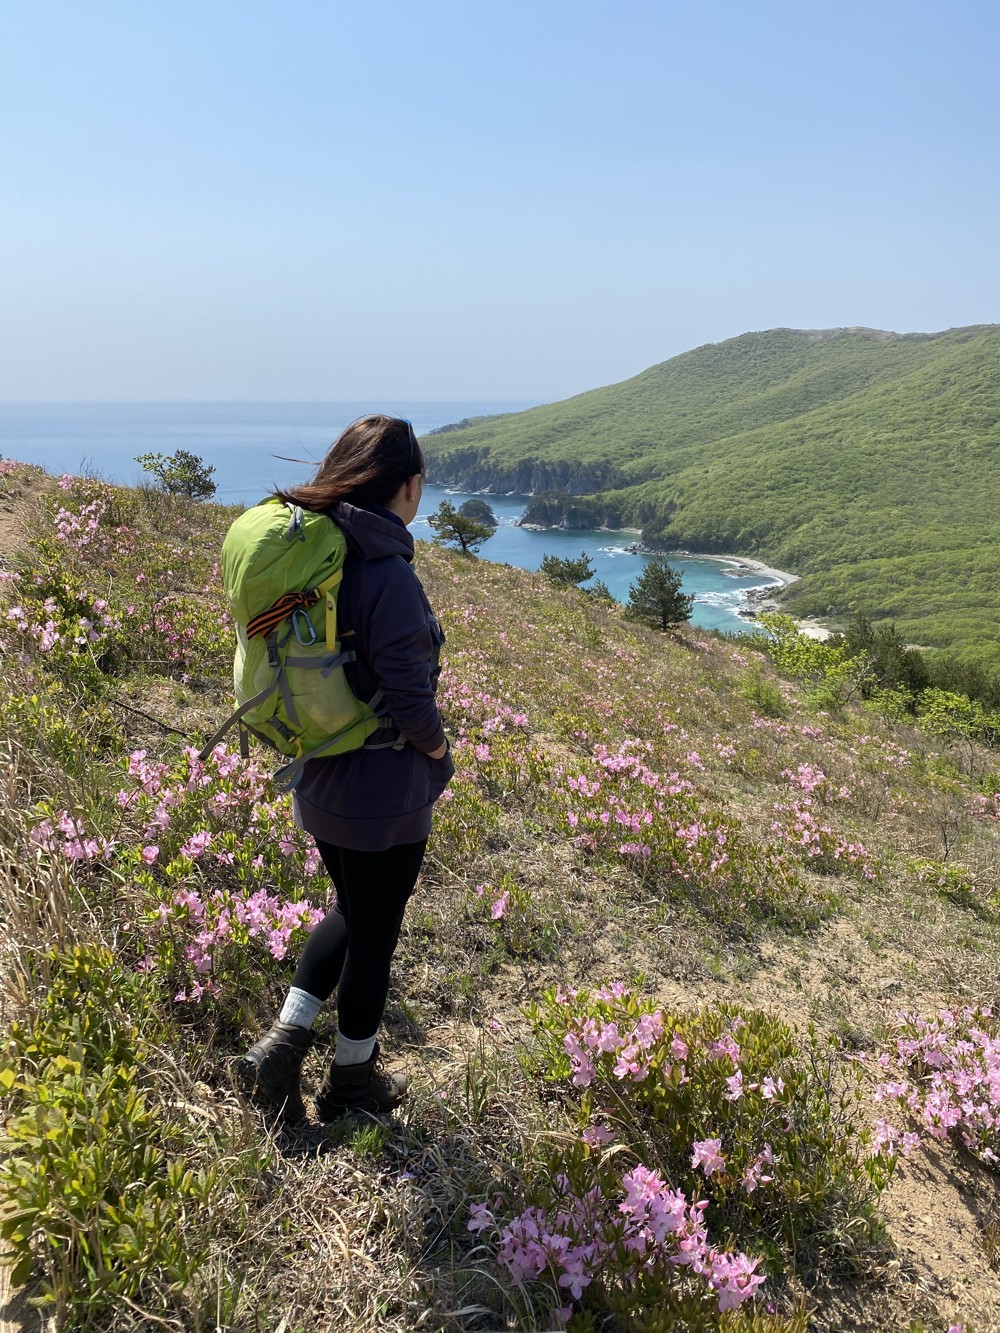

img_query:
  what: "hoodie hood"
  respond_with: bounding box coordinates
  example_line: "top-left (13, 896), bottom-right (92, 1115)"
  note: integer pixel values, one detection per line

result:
top-left (327, 500), bottom-right (414, 563)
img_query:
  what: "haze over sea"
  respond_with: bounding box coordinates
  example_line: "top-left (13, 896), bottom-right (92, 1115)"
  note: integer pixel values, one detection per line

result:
top-left (0, 401), bottom-right (781, 635)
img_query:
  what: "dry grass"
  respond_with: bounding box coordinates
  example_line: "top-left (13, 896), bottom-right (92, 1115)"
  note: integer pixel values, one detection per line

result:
top-left (1, 469), bottom-right (1000, 1330)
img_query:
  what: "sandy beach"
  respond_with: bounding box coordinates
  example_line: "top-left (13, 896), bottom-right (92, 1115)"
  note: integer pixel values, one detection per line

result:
top-left (675, 552), bottom-right (835, 641)
top-left (678, 552), bottom-right (800, 587)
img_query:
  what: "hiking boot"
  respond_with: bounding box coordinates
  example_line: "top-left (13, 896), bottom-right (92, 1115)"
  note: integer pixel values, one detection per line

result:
top-left (236, 1022), bottom-right (312, 1123)
top-left (314, 1042), bottom-right (408, 1120)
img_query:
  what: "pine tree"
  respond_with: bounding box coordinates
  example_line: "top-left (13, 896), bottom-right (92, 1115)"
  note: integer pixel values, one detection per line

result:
top-left (626, 556), bottom-right (693, 630)
top-left (539, 551), bottom-right (595, 587)
top-left (427, 500), bottom-right (495, 554)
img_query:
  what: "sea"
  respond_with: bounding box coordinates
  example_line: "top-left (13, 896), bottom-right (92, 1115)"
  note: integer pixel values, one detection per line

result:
top-left (0, 401), bottom-right (781, 636)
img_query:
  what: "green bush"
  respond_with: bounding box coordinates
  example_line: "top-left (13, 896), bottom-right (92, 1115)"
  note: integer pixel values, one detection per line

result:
top-left (0, 945), bottom-right (260, 1328)
top-left (135, 450), bottom-right (217, 500)
top-left (470, 988), bottom-right (891, 1329)
top-left (526, 990), bottom-right (893, 1273)
top-left (737, 666), bottom-right (786, 719)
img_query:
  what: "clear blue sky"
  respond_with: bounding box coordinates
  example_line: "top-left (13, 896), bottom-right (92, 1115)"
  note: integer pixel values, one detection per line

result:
top-left (2, 0), bottom-right (997, 402)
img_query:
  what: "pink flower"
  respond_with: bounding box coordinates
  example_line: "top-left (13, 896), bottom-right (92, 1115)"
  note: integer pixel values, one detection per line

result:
top-left (581, 1124), bottom-right (615, 1147)
top-left (141, 845), bottom-right (159, 864)
top-left (724, 1071), bottom-right (744, 1101)
top-left (180, 829), bottom-right (213, 859)
top-left (491, 891), bottom-right (509, 920)
top-left (691, 1138), bottom-right (726, 1177)
top-left (467, 1201), bottom-right (493, 1233)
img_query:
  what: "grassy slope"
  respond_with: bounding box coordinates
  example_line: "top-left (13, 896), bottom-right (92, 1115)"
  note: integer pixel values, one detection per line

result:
top-left (421, 326), bottom-right (1000, 665)
top-left (2, 466), bottom-right (1000, 1331)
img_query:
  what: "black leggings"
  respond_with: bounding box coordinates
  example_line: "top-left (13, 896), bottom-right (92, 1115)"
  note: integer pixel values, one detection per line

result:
top-left (290, 838), bottom-right (427, 1041)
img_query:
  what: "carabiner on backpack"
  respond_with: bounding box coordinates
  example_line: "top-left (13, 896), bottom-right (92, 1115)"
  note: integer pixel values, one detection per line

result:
top-left (291, 607), bottom-right (318, 645)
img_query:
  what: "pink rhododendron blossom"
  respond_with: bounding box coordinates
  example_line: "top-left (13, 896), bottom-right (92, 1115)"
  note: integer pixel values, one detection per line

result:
top-left (467, 1202), bottom-right (493, 1233)
top-left (691, 1139), bottom-right (726, 1177)
top-left (180, 830), bottom-right (213, 859)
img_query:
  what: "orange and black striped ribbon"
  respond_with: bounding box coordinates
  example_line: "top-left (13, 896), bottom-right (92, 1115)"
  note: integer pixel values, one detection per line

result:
top-left (246, 589), bottom-right (320, 639)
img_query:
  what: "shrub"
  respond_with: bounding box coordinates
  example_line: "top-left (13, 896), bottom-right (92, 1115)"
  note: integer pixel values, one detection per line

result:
top-left (737, 667), bottom-right (786, 719)
top-left (0, 945), bottom-right (259, 1326)
top-left (872, 1005), bottom-right (1000, 1167)
top-left (551, 741), bottom-right (827, 927)
top-left (469, 987), bottom-right (892, 1329)
top-left (756, 615), bottom-right (858, 711)
top-left (135, 450), bottom-right (217, 500)
top-left (26, 744), bottom-right (329, 1022)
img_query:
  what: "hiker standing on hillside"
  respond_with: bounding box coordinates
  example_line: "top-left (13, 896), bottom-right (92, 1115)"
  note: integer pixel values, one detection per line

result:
top-left (237, 416), bottom-right (454, 1122)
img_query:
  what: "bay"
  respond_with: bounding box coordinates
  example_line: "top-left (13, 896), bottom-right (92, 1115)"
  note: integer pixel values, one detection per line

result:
top-left (0, 401), bottom-right (781, 635)
top-left (415, 484), bottom-right (779, 635)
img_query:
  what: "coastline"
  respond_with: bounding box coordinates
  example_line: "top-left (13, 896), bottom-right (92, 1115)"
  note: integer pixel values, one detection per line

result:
top-left (673, 551), bottom-right (834, 641)
top-left (674, 552), bottom-right (800, 588)
top-left (456, 505), bottom-right (834, 641)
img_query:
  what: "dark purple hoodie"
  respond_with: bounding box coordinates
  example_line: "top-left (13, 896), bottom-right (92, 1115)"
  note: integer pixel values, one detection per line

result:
top-left (291, 500), bottom-right (454, 851)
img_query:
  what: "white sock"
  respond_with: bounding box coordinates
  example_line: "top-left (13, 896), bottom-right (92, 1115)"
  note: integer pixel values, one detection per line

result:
top-left (278, 987), bottom-right (323, 1029)
top-left (334, 1028), bottom-right (377, 1066)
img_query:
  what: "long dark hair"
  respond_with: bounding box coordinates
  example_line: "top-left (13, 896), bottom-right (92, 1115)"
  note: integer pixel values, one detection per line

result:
top-left (275, 415), bottom-right (424, 511)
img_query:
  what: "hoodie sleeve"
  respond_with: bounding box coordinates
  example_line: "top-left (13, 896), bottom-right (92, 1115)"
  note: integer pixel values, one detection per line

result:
top-left (355, 557), bottom-right (447, 754)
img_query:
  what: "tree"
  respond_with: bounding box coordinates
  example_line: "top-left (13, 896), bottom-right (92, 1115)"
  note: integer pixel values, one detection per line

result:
top-left (459, 498), bottom-right (498, 529)
top-left (625, 556), bottom-right (694, 631)
top-left (135, 449), bottom-right (217, 500)
top-left (840, 612), bottom-right (929, 698)
top-left (539, 551), bottom-right (595, 587)
top-left (586, 578), bottom-right (616, 603)
top-left (426, 500), bottom-right (495, 554)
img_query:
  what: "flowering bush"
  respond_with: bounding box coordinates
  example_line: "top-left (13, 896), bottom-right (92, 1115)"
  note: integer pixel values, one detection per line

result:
top-left (871, 1006), bottom-right (1000, 1166)
top-left (27, 744), bottom-right (330, 1015)
top-left (4, 581), bottom-right (126, 685)
top-left (972, 791), bottom-right (1000, 822)
top-left (470, 987), bottom-right (892, 1328)
top-left (770, 798), bottom-right (877, 880)
top-left (468, 1166), bottom-right (792, 1330)
top-left (551, 741), bottom-right (821, 925)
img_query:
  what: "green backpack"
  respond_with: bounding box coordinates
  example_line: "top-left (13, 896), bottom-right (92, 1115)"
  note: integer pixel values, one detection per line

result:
top-left (200, 498), bottom-right (400, 787)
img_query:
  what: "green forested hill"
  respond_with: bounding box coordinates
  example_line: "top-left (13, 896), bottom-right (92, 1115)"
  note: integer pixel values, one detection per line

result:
top-left (421, 326), bottom-right (1000, 666)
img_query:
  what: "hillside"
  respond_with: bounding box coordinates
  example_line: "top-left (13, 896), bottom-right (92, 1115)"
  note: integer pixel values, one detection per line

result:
top-left (2, 462), bottom-right (1000, 1331)
top-left (421, 326), bottom-right (1000, 667)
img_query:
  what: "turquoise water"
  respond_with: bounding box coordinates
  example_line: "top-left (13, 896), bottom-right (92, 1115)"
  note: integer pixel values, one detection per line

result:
top-left (415, 484), bottom-right (776, 635)
top-left (0, 402), bottom-right (779, 634)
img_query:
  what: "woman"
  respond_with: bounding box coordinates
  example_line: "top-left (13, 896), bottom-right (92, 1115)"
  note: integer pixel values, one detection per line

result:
top-left (237, 415), bottom-right (454, 1123)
